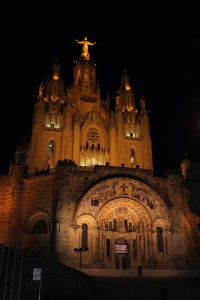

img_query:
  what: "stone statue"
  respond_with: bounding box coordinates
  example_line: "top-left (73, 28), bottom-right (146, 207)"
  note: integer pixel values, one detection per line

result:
top-left (75, 37), bottom-right (96, 59)
top-left (180, 154), bottom-right (191, 180)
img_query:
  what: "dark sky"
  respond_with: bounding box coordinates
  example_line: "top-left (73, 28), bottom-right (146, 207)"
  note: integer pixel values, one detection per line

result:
top-left (1, 3), bottom-right (200, 175)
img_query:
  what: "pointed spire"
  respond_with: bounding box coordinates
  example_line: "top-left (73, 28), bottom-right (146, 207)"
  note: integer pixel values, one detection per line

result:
top-left (52, 59), bottom-right (60, 81)
top-left (140, 95), bottom-right (146, 110)
top-left (119, 69), bottom-right (132, 93)
top-left (42, 59), bottom-right (67, 105)
top-left (116, 69), bottom-right (135, 111)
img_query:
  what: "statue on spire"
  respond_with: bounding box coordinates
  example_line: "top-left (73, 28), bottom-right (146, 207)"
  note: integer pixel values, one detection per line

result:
top-left (75, 37), bottom-right (96, 60)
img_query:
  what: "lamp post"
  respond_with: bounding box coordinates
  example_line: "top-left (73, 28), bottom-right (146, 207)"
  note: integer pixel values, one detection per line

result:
top-left (74, 247), bottom-right (89, 271)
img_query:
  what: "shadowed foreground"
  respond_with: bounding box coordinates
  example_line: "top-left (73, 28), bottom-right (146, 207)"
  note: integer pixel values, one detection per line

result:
top-left (0, 252), bottom-right (199, 299)
top-left (89, 275), bottom-right (200, 300)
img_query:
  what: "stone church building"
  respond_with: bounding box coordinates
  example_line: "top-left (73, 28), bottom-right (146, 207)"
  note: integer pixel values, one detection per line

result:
top-left (0, 37), bottom-right (199, 270)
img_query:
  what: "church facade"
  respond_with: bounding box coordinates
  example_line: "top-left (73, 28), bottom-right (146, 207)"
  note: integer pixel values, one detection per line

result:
top-left (0, 37), bottom-right (199, 270)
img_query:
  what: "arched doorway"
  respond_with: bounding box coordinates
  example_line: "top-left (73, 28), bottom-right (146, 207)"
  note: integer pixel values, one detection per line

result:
top-left (75, 177), bottom-right (170, 269)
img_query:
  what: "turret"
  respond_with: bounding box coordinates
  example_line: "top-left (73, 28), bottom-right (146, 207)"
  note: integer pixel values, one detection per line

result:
top-left (116, 69), bottom-right (135, 112)
top-left (28, 59), bottom-right (67, 174)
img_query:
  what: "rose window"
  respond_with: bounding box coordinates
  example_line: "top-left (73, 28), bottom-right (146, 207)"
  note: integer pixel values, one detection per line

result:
top-left (86, 128), bottom-right (100, 145)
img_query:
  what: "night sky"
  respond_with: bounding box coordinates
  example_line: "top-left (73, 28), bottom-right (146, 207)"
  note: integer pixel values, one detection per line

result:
top-left (1, 3), bottom-right (200, 175)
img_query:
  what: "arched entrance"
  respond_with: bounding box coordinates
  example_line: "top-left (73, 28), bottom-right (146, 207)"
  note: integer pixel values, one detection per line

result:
top-left (75, 177), bottom-right (171, 269)
top-left (97, 197), bottom-right (149, 269)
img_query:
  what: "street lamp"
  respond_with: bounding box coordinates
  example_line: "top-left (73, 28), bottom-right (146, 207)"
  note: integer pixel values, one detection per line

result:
top-left (74, 247), bottom-right (89, 271)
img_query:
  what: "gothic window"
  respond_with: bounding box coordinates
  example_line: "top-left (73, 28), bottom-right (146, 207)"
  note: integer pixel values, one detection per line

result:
top-left (109, 221), bottom-right (112, 231)
top-left (130, 148), bottom-right (135, 164)
top-left (32, 220), bottom-right (48, 234)
top-left (128, 222), bottom-right (132, 232)
top-left (124, 219), bottom-right (128, 231)
top-left (156, 227), bottom-right (164, 252)
top-left (113, 219), bottom-right (117, 231)
top-left (86, 128), bottom-right (100, 147)
top-left (106, 239), bottom-right (110, 257)
top-left (82, 223), bottom-right (88, 248)
top-left (48, 140), bottom-right (54, 156)
top-left (84, 70), bottom-right (88, 87)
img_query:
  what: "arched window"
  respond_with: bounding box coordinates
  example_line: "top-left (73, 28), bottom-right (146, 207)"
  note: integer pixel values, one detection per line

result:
top-left (48, 140), bottom-right (54, 156)
top-left (109, 221), bottom-right (112, 231)
top-left (157, 227), bottom-right (164, 252)
top-left (82, 223), bottom-right (88, 248)
top-left (113, 219), bottom-right (117, 231)
top-left (130, 148), bottom-right (135, 164)
top-left (124, 219), bottom-right (128, 231)
top-left (32, 220), bottom-right (48, 234)
top-left (106, 239), bottom-right (110, 257)
top-left (84, 70), bottom-right (88, 87)
top-left (86, 128), bottom-right (100, 147)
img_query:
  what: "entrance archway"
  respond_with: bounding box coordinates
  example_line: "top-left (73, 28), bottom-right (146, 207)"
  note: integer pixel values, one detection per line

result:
top-left (75, 177), bottom-right (170, 269)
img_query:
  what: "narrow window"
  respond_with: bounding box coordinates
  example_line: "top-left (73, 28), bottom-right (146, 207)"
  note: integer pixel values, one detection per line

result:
top-left (48, 140), bottom-right (54, 156)
top-left (157, 227), bottom-right (164, 252)
top-left (124, 219), bottom-right (128, 231)
top-left (130, 148), bottom-right (135, 164)
top-left (82, 223), bottom-right (88, 248)
top-left (106, 239), bottom-right (110, 257)
top-left (113, 219), bottom-right (117, 231)
top-left (109, 221), bottom-right (112, 231)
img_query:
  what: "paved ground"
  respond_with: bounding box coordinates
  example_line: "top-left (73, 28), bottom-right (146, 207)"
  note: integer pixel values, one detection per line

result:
top-left (82, 269), bottom-right (200, 300)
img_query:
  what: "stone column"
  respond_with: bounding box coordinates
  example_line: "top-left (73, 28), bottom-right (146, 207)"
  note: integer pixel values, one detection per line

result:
top-left (152, 230), bottom-right (157, 256)
top-left (136, 233), bottom-right (141, 263)
top-left (144, 230), bottom-right (148, 262)
top-left (129, 238), bottom-right (134, 269)
top-left (111, 235), bottom-right (115, 266)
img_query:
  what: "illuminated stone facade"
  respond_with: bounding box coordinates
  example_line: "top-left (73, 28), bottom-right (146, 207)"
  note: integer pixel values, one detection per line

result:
top-left (0, 38), bottom-right (199, 270)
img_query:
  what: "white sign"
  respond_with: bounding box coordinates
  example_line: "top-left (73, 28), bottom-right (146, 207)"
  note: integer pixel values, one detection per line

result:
top-left (114, 244), bottom-right (128, 254)
top-left (33, 268), bottom-right (42, 281)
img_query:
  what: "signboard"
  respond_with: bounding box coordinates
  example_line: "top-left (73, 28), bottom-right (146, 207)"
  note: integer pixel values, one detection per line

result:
top-left (33, 268), bottom-right (42, 281)
top-left (114, 244), bottom-right (128, 254)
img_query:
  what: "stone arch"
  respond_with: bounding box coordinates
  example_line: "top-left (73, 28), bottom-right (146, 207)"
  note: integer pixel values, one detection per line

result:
top-left (24, 209), bottom-right (51, 234)
top-left (73, 176), bottom-right (173, 269)
top-left (152, 217), bottom-right (170, 231)
top-left (75, 176), bottom-right (171, 225)
top-left (76, 214), bottom-right (97, 229)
